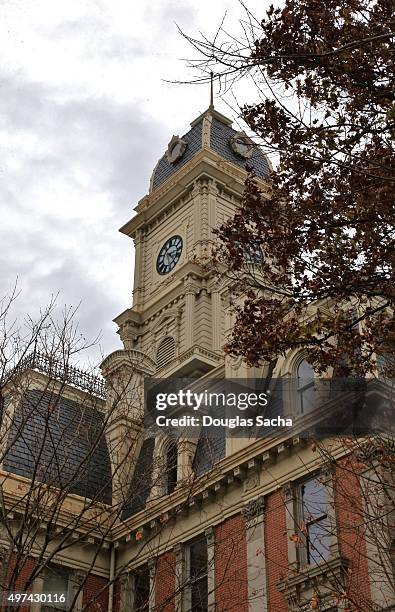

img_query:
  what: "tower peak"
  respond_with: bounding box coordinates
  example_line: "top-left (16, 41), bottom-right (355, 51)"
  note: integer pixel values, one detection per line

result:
top-left (209, 72), bottom-right (214, 110)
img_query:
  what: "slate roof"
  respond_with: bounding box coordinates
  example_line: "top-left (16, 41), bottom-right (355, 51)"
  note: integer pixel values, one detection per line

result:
top-left (193, 407), bottom-right (226, 477)
top-left (3, 389), bottom-right (112, 504)
top-left (121, 437), bottom-right (155, 520)
top-left (151, 121), bottom-right (203, 191)
top-left (210, 118), bottom-right (270, 178)
top-left (150, 109), bottom-right (270, 192)
top-left (121, 423), bottom-right (226, 519)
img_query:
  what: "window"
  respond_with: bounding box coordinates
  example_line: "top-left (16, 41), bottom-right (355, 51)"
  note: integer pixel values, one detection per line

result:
top-left (41, 565), bottom-right (70, 611)
top-left (166, 441), bottom-right (178, 494)
top-left (297, 359), bottom-right (315, 414)
top-left (134, 565), bottom-right (150, 612)
top-left (298, 477), bottom-right (330, 566)
top-left (188, 536), bottom-right (208, 612)
top-left (231, 239), bottom-right (262, 264)
top-left (376, 353), bottom-right (395, 378)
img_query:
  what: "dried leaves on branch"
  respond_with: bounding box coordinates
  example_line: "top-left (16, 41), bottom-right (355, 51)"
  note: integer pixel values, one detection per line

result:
top-left (188, 0), bottom-right (395, 375)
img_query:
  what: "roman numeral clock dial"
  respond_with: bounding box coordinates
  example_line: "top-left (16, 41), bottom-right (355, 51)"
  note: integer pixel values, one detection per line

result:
top-left (156, 235), bottom-right (183, 275)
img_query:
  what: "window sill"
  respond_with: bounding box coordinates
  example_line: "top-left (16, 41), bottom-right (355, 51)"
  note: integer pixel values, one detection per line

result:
top-left (276, 555), bottom-right (350, 596)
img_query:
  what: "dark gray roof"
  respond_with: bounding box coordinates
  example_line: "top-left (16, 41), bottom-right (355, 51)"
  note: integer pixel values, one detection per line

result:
top-left (120, 422), bottom-right (226, 520)
top-left (193, 407), bottom-right (226, 477)
top-left (3, 389), bottom-right (112, 504)
top-left (121, 437), bottom-right (154, 520)
top-left (151, 121), bottom-right (203, 191)
top-left (192, 431), bottom-right (226, 477)
top-left (150, 110), bottom-right (270, 192)
top-left (210, 118), bottom-right (270, 178)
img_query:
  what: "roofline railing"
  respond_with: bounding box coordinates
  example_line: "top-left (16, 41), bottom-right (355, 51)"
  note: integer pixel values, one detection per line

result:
top-left (14, 351), bottom-right (106, 399)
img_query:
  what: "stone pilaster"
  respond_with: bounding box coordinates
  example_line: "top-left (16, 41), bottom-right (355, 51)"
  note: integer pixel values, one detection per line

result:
top-left (70, 570), bottom-right (85, 611)
top-left (184, 278), bottom-right (199, 349)
top-left (148, 558), bottom-right (156, 612)
top-left (205, 527), bottom-right (215, 612)
top-left (174, 543), bottom-right (184, 612)
top-left (118, 572), bottom-right (132, 612)
top-left (242, 496), bottom-right (268, 612)
top-left (132, 228), bottom-right (145, 309)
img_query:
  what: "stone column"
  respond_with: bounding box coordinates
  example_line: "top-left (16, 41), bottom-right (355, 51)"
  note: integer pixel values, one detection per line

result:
top-left (177, 438), bottom-right (197, 485)
top-left (242, 496), bottom-right (268, 612)
top-left (100, 349), bottom-right (155, 505)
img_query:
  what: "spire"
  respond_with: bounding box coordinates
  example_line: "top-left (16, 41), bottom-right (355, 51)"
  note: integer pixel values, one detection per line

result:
top-left (209, 72), bottom-right (214, 110)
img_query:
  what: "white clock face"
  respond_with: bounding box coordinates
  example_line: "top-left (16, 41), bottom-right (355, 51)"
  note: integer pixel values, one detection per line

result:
top-left (156, 235), bottom-right (183, 275)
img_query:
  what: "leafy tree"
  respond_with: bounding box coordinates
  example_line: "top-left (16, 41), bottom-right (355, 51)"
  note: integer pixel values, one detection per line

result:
top-left (186, 0), bottom-right (394, 375)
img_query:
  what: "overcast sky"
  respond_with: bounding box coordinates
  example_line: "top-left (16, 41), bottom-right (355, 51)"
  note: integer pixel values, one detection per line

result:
top-left (0, 0), bottom-right (270, 368)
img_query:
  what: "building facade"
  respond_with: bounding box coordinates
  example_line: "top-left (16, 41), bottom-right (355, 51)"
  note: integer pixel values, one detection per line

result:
top-left (1, 106), bottom-right (394, 612)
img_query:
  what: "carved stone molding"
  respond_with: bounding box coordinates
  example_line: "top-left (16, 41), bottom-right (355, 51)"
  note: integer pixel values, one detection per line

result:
top-left (282, 481), bottom-right (294, 503)
top-left (241, 495), bottom-right (265, 521)
top-left (244, 472), bottom-right (260, 492)
top-left (205, 526), bottom-right (215, 547)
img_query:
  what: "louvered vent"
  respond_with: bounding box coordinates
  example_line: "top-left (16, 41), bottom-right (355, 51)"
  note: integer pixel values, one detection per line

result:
top-left (156, 337), bottom-right (176, 370)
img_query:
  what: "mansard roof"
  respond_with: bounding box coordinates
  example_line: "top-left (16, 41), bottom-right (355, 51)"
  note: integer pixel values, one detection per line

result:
top-left (121, 437), bottom-right (155, 520)
top-left (4, 388), bottom-right (112, 504)
top-left (149, 108), bottom-right (270, 192)
top-left (121, 425), bottom-right (226, 521)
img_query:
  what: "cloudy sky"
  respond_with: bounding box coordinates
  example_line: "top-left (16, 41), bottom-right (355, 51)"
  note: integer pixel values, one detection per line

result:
top-left (0, 0), bottom-right (270, 368)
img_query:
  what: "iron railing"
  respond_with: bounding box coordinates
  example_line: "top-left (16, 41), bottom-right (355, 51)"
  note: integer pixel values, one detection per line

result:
top-left (15, 352), bottom-right (106, 399)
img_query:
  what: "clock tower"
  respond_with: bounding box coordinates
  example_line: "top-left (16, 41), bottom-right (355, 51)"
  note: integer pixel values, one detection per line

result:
top-left (100, 105), bottom-right (270, 497)
top-left (110, 106), bottom-right (269, 377)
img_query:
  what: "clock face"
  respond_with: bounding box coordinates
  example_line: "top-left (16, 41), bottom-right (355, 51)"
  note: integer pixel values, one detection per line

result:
top-left (156, 235), bottom-right (183, 275)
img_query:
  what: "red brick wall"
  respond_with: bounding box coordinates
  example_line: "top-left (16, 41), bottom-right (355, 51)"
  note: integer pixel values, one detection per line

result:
top-left (112, 578), bottom-right (121, 612)
top-left (3, 555), bottom-right (36, 609)
top-left (83, 573), bottom-right (108, 611)
top-left (335, 460), bottom-right (371, 612)
top-left (155, 551), bottom-right (175, 612)
top-left (5, 555), bottom-right (36, 592)
top-left (214, 514), bottom-right (249, 612)
top-left (264, 489), bottom-right (288, 612)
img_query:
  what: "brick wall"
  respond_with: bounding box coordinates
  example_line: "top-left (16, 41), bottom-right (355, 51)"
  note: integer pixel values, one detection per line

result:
top-left (83, 573), bottom-right (109, 611)
top-left (214, 514), bottom-right (249, 612)
top-left (154, 551), bottom-right (176, 612)
top-left (5, 555), bottom-right (36, 592)
top-left (335, 460), bottom-right (371, 612)
top-left (112, 578), bottom-right (121, 612)
top-left (4, 555), bottom-right (36, 609)
top-left (264, 489), bottom-right (288, 612)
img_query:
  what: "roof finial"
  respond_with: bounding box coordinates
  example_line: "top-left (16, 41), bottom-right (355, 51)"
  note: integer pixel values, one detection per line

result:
top-left (209, 72), bottom-right (214, 109)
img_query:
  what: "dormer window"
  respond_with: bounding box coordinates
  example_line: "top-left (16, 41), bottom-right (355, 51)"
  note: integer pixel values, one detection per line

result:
top-left (297, 359), bottom-right (315, 414)
top-left (166, 441), bottom-right (178, 495)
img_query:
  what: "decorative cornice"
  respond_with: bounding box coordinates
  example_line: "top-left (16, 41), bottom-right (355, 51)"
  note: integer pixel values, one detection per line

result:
top-left (100, 349), bottom-right (156, 377)
top-left (276, 555), bottom-right (350, 600)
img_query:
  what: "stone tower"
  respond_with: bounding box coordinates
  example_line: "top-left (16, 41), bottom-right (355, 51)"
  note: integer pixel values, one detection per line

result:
top-left (101, 106), bottom-right (270, 498)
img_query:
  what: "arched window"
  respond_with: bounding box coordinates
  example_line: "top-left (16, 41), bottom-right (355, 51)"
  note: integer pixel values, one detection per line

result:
top-left (156, 336), bottom-right (176, 370)
top-left (166, 441), bottom-right (178, 495)
top-left (297, 359), bottom-right (315, 414)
